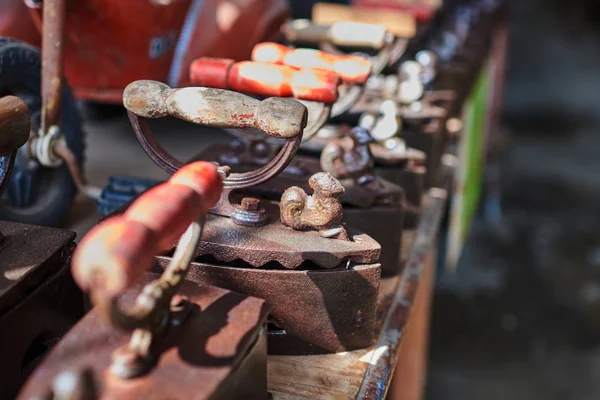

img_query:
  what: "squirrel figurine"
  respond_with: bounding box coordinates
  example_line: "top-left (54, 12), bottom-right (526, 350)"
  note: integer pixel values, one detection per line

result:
top-left (320, 126), bottom-right (375, 180)
top-left (280, 172), bottom-right (348, 240)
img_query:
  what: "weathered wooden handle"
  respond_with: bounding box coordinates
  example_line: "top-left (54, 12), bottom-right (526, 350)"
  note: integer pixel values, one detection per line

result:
top-left (123, 80), bottom-right (308, 139)
top-left (312, 3), bottom-right (417, 38)
top-left (0, 96), bottom-right (30, 157)
top-left (72, 161), bottom-right (222, 298)
top-left (285, 20), bottom-right (387, 49)
top-left (251, 43), bottom-right (372, 85)
top-left (189, 58), bottom-right (340, 104)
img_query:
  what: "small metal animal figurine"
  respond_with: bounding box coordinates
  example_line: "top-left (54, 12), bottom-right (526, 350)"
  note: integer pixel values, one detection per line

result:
top-left (320, 126), bottom-right (376, 181)
top-left (280, 172), bottom-right (348, 240)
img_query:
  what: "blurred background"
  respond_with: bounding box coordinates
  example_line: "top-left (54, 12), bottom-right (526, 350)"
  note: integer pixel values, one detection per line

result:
top-left (57, 0), bottom-right (600, 398)
top-left (427, 0), bottom-right (600, 398)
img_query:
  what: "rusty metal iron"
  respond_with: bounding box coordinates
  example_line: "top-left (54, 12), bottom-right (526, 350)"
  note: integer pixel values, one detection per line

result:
top-left (157, 257), bottom-right (381, 355)
top-left (192, 142), bottom-right (403, 274)
top-left (40, 0), bottom-right (66, 135)
top-left (20, 161), bottom-right (270, 399)
top-left (0, 221), bottom-right (84, 400)
top-left (17, 275), bottom-right (271, 400)
top-left (124, 80), bottom-right (383, 270)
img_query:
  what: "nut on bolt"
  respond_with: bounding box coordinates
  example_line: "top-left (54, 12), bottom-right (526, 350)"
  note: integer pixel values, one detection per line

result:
top-left (232, 197), bottom-right (268, 227)
top-left (241, 197), bottom-right (261, 211)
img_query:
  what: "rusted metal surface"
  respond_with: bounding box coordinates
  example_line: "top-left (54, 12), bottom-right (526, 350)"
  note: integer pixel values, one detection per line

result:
top-left (20, 160), bottom-right (270, 399)
top-left (18, 275), bottom-right (271, 400)
top-left (0, 221), bottom-right (83, 400)
top-left (40, 0), bottom-right (66, 135)
top-left (281, 172), bottom-right (348, 240)
top-left (193, 145), bottom-right (404, 273)
top-left (182, 199), bottom-right (380, 269)
top-left (158, 258), bottom-right (380, 355)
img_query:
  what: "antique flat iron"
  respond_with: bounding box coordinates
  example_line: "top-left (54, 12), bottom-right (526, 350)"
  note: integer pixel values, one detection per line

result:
top-left (0, 95), bottom-right (85, 399)
top-left (188, 50), bottom-right (408, 275)
top-left (121, 82), bottom-right (382, 354)
top-left (18, 162), bottom-right (272, 400)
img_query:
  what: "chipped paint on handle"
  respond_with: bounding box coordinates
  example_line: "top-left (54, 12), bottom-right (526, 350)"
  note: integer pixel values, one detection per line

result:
top-left (123, 80), bottom-right (308, 138)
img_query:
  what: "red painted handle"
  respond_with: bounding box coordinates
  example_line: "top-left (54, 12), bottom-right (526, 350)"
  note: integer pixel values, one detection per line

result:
top-left (190, 58), bottom-right (340, 104)
top-left (72, 161), bottom-right (222, 298)
top-left (251, 43), bottom-right (372, 85)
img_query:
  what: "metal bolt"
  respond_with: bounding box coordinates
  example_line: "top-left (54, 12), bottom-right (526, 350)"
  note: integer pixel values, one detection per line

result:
top-left (241, 197), bottom-right (260, 212)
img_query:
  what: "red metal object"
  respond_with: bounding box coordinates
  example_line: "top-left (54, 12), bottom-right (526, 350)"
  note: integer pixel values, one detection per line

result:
top-left (0, 0), bottom-right (39, 46)
top-left (0, 0), bottom-right (289, 103)
top-left (351, 0), bottom-right (438, 23)
top-left (252, 42), bottom-right (372, 84)
top-left (190, 58), bottom-right (341, 103)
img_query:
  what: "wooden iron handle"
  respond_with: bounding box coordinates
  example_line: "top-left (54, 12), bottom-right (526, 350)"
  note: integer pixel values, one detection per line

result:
top-left (0, 96), bottom-right (30, 157)
top-left (72, 161), bottom-right (222, 298)
top-left (251, 43), bottom-right (372, 85)
top-left (285, 20), bottom-right (387, 49)
top-left (312, 3), bottom-right (417, 38)
top-left (123, 80), bottom-right (308, 139)
top-left (189, 58), bottom-right (340, 104)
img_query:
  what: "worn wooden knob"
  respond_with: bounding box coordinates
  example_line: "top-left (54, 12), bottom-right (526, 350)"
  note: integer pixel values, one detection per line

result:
top-left (252, 43), bottom-right (372, 85)
top-left (124, 80), bottom-right (308, 139)
top-left (0, 96), bottom-right (30, 157)
top-left (72, 161), bottom-right (222, 298)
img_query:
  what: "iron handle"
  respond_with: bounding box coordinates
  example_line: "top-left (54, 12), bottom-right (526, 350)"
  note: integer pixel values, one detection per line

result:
top-left (285, 20), bottom-right (387, 50)
top-left (251, 42), bottom-right (372, 84)
top-left (72, 161), bottom-right (222, 299)
top-left (123, 80), bottom-right (308, 139)
top-left (189, 58), bottom-right (340, 104)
